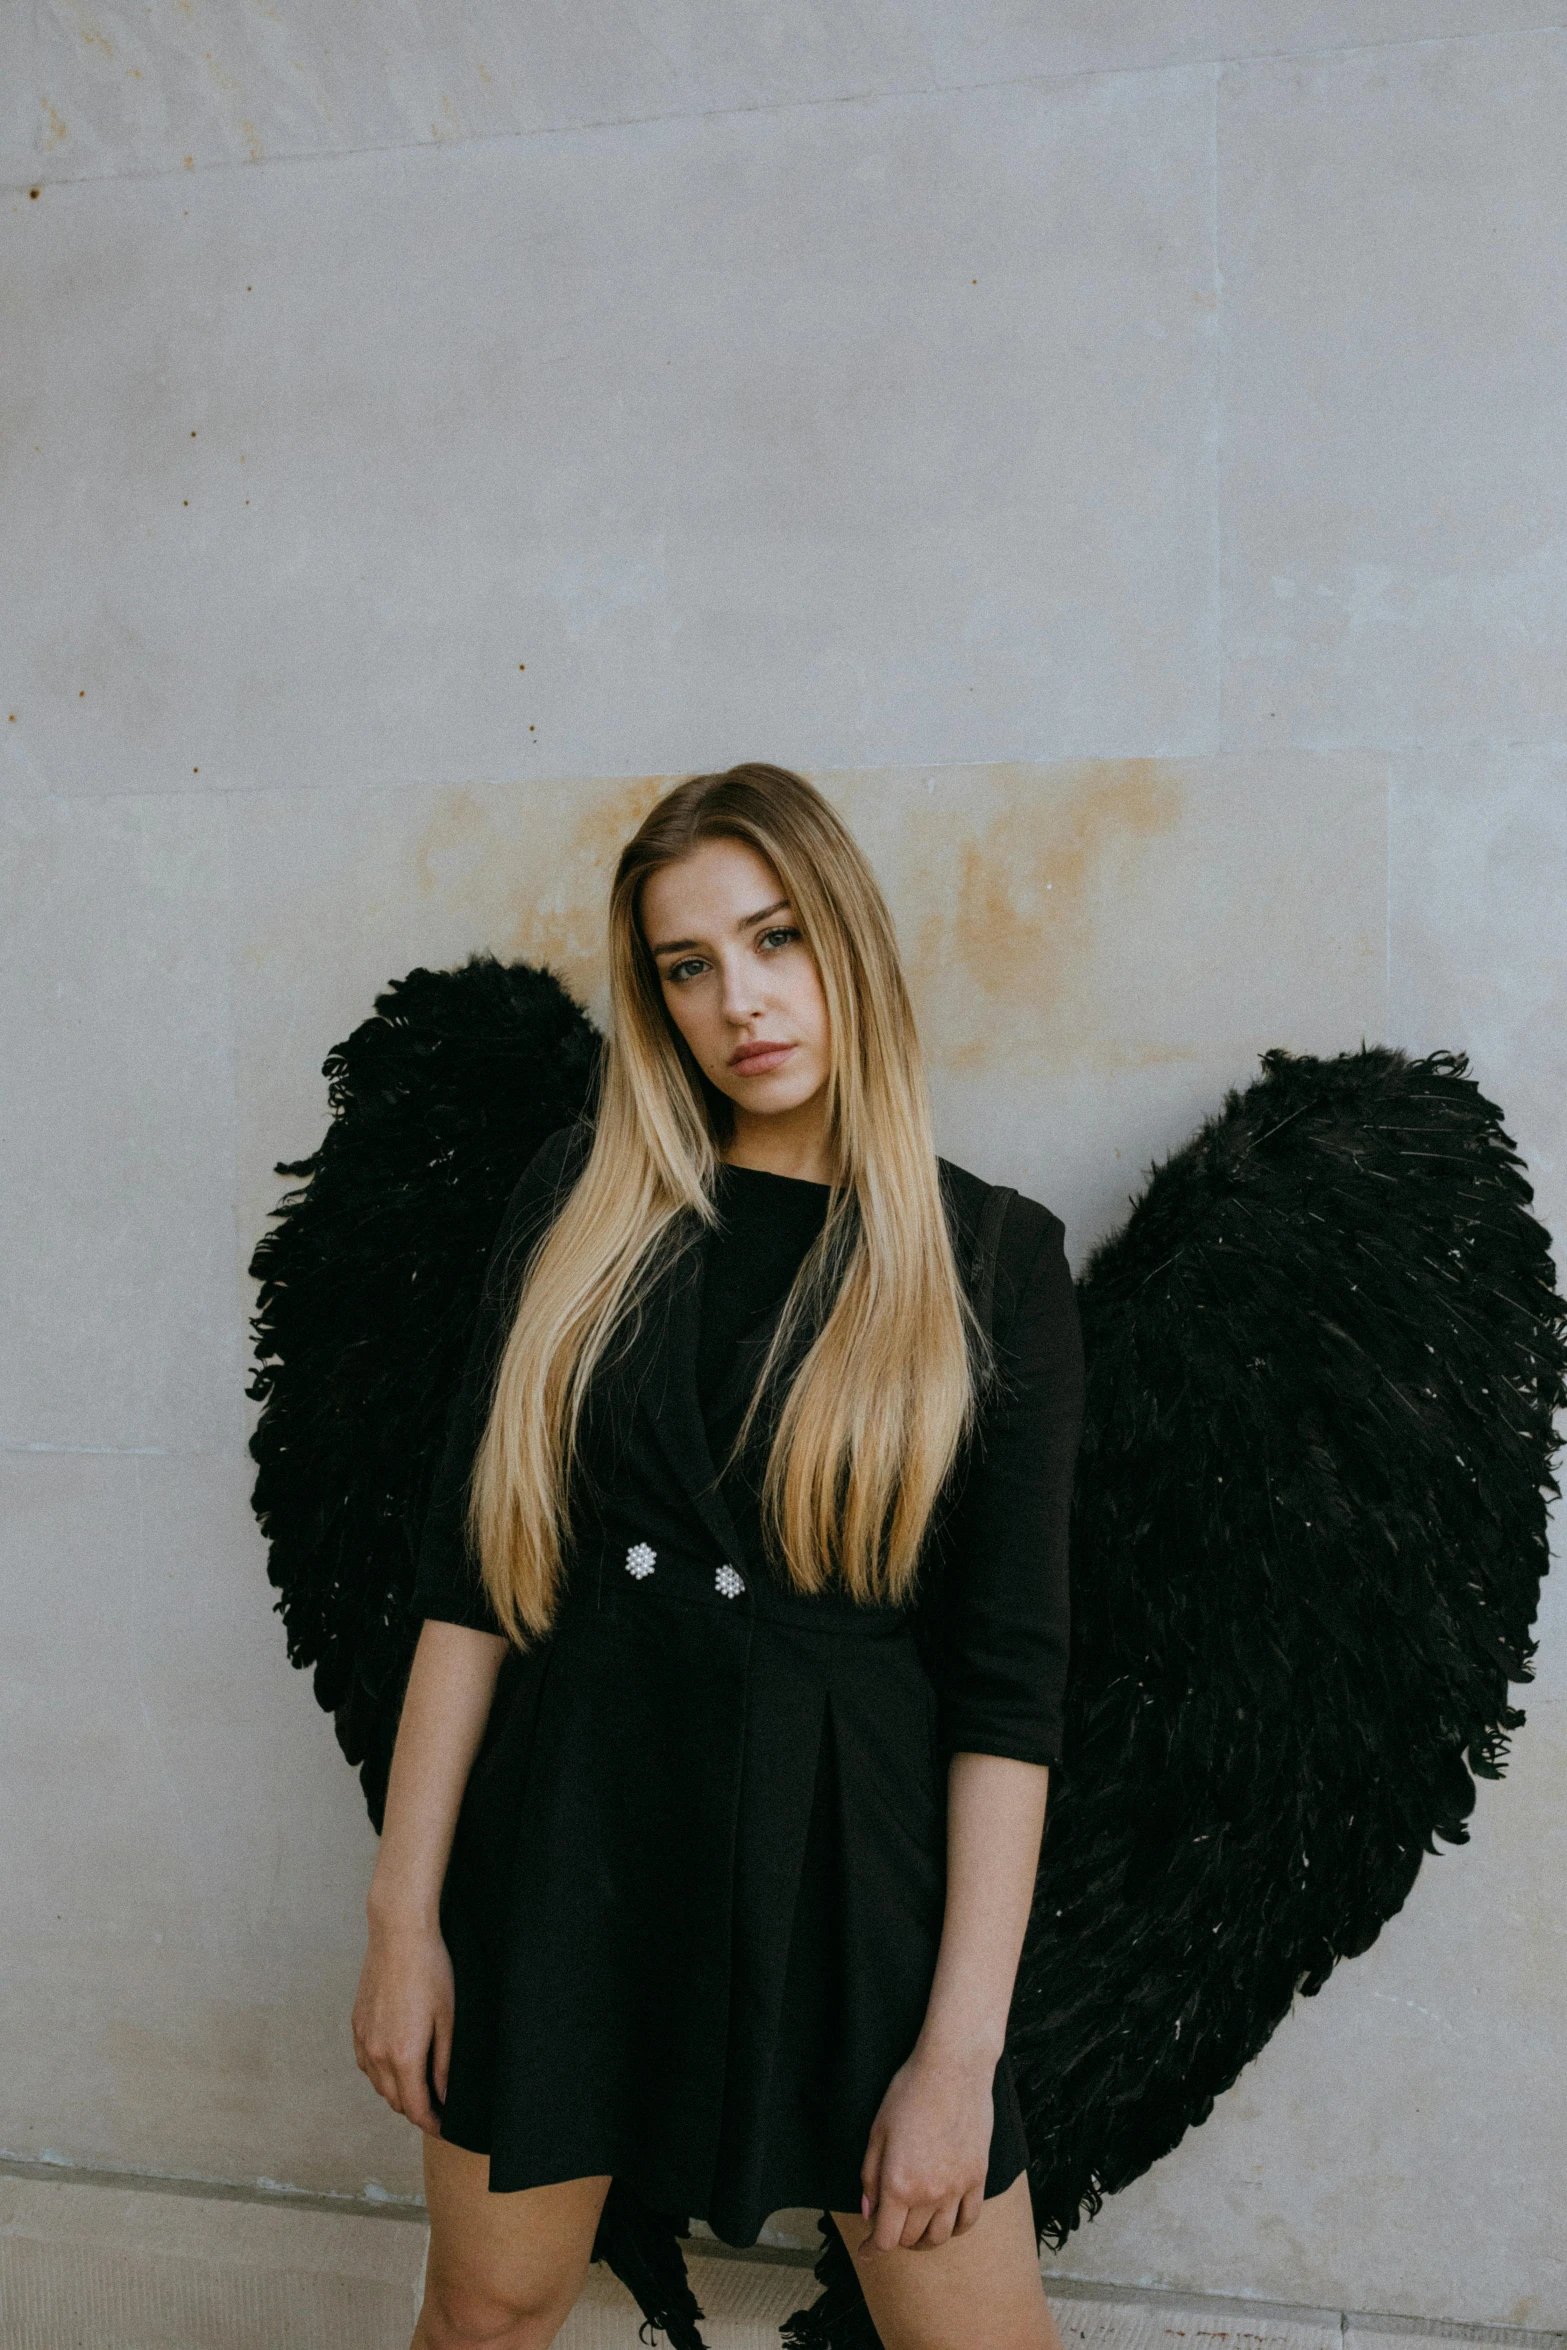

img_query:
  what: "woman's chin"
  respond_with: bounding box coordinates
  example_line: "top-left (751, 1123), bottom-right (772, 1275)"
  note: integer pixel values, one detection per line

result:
top-left (720, 1071), bottom-right (828, 1124)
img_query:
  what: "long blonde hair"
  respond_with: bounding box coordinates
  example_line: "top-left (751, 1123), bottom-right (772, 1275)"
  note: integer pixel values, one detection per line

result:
top-left (470, 763), bottom-right (979, 1640)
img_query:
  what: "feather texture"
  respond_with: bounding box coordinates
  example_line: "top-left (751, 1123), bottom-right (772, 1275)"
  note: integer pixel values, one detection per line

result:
top-left (781, 2220), bottom-right (882, 2349)
top-left (247, 955), bottom-right (598, 1825)
top-left (1015, 1045), bottom-right (1565, 2242)
top-left (590, 2182), bottom-right (708, 2350)
top-left (249, 979), bottom-right (1564, 2346)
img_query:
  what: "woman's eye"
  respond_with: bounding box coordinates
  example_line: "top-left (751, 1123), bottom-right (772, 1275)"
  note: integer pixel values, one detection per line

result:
top-left (664, 957), bottom-right (707, 985)
top-left (758, 926), bottom-right (802, 952)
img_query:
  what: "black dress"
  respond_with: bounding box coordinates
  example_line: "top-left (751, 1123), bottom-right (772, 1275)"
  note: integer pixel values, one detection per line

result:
top-left (411, 1128), bottom-right (1084, 2247)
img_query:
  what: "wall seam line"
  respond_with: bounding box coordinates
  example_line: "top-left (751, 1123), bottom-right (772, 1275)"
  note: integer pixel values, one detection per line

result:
top-left (8, 20), bottom-right (1565, 199)
top-left (4, 2155), bottom-right (1560, 2340)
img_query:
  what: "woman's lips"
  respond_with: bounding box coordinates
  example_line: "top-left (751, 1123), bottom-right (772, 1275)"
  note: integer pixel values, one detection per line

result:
top-left (729, 1041), bottom-right (796, 1075)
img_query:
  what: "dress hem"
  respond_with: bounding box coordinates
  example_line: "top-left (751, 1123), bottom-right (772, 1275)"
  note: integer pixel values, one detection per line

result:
top-left (433, 2127), bottom-right (1028, 2250)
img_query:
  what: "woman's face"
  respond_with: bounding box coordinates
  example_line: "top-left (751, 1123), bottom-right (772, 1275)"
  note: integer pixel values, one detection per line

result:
top-left (641, 837), bottom-right (832, 1129)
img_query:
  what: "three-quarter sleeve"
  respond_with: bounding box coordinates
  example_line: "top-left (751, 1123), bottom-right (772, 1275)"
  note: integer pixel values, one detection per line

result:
top-left (926, 1199), bottom-right (1085, 1768)
top-left (410, 1124), bottom-right (584, 1636)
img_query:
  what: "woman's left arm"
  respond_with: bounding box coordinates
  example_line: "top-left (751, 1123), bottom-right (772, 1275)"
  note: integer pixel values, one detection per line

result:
top-left (859, 1199), bottom-right (1084, 2256)
top-left (858, 1750), bottom-right (1049, 2254)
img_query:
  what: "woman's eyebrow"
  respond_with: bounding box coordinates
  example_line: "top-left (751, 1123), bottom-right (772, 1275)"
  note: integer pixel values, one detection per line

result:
top-left (648, 899), bottom-right (792, 957)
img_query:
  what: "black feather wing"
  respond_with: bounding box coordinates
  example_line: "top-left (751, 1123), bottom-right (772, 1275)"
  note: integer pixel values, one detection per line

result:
top-left (247, 957), bottom-right (600, 1827)
top-left (1013, 1046), bottom-right (1566, 2244)
top-left (249, 997), bottom-right (1562, 2310)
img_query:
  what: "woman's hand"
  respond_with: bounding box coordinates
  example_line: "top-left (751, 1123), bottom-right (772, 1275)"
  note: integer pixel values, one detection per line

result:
top-left (856, 1751), bottom-right (1051, 2256)
top-left (351, 1913), bottom-right (455, 2135)
top-left (858, 2040), bottom-right (996, 2253)
top-left (349, 1622), bottom-right (508, 2136)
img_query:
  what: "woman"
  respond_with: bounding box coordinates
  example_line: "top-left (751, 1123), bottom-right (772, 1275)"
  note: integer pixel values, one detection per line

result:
top-left (352, 764), bottom-right (1084, 2350)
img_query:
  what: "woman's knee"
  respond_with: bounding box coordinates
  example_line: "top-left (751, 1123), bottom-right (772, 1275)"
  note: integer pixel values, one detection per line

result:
top-left (414, 2147), bottom-right (608, 2350)
top-left (415, 2267), bottom-right (580, 2350)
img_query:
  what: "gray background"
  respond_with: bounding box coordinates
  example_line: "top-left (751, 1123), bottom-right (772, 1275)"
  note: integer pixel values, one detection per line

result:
top-left (2, 3), bottom-right (1563, 2327)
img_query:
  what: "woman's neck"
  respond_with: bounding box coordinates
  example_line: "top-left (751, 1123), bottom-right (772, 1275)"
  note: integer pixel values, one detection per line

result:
top-left (721, 1100), bottom-right (837, 1186)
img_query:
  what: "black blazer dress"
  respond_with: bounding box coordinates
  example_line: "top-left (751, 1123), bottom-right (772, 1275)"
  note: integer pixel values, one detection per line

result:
top-left (411, 1123), bottom-right (1085, 2248)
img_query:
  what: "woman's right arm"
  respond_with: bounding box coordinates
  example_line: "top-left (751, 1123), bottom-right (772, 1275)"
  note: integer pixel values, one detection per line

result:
top-left (351, 1618), bottom-right (507, 2134)
top-left (355, 1125), bottom-right (585, 2126)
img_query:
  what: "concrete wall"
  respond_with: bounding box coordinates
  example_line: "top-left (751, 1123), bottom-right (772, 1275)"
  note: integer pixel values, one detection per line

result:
top-left (3, 4), bottom-right (1563, 2328)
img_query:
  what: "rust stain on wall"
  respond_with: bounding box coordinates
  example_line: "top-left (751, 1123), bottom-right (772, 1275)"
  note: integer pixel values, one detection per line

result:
top-left (893, 759), bottom-right (1186, 1076)
top-left (412, 763), bottom-right (1189, 1073)
top-left (413, 773), bottom-right (670, 1010)
top-left (560, 772), bottom-right (669, 875)
top-left (499, 773), bottom-right (668, 998)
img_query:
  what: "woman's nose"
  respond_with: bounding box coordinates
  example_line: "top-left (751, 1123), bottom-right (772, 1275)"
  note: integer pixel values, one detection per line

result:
top-left (719, 957), bottom-right (765, 1023)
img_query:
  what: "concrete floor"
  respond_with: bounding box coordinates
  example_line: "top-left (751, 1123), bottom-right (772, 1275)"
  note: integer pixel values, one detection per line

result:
top-left (2, 2165), bottom-right (1561, 2350)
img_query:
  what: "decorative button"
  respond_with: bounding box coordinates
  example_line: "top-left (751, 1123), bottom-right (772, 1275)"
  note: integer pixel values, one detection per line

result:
top-left (715, 1564), bottom-right (745, 1599)
top-left (625, 1542), bottom-right (657, 1580)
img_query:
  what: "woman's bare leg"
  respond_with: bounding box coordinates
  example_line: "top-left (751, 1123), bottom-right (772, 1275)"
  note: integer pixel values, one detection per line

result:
top-left (831, 2172), bottom-right (1062, 2350)
top-left (414, 2139), bottom-right (611, 2350)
